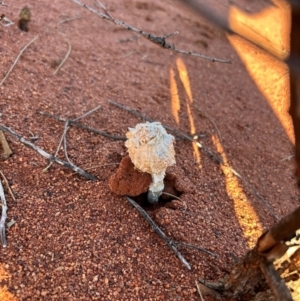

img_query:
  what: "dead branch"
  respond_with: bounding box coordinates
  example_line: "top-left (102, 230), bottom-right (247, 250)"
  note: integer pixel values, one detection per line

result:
top-left (109, 99), bottom-right (278, 221)
top-left (125, 196), bottom-right (191, 270)
top-left (198, 206), bottom-right (300, 300)
top-left (0, 178), bottom-right (7, 247)
top-left (257, 206), bottom-right (300, 257)
top-left (0, 35), bottom-right (38, 86)
top-left (69, 0), bottom-right (232, 64)
top-left (0, 1), bottom-right (7, 7)
top-left (39, 111), bottom-right (126, 141)
top-left (259, 260), bottom-right (293, 301)
top-left (0, 130), bottom-right (12, 159)
top-left (0, 124), bottom-right (96, 180)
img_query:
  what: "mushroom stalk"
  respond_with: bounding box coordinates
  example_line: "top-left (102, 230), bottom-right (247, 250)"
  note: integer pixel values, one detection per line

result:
top-left (125, 122), bottom-right (176, 204)
top-left (148, 172), bottom-right (165, 204)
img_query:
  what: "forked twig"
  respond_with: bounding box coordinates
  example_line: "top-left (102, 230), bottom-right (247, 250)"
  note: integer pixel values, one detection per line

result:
top-left (126, 196), bottom-right (191, 270)
top-left (0, 124), bottom-right (96, 180)
top-left (43, 105), bottom-right (102, 171)
top-left (0, 35), bottom-right (39, 86)
top-left (69, 0), bottom-right (231, 64)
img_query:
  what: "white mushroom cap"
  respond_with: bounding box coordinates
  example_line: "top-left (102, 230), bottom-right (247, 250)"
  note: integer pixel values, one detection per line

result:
top-left (125, 122), bottom-right (176, 176)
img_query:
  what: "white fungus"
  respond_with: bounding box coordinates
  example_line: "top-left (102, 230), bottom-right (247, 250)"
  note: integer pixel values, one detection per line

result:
top-left (125, 122), bottom-right (176, 203)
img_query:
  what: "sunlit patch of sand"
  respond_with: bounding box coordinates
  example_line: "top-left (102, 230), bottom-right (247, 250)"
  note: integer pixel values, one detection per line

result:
top-left (0, 265), bottom-right (17, 301)
top-left (176, 58), bottom-right (201, 166)
top-left (212, 135), bottom-right (263, 248)
top-left (170, 67), bottom-right (180, 125)
top-left (228, 1), bottom-right (293, 142)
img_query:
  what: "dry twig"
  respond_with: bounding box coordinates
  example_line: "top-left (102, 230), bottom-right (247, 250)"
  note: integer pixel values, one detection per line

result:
top-left (39, 111), bottom-right (126, 141)
top-left (195, 280), bottom-right (205, 301)
top-left (69, 0), bottom-right (231, 64)
top-left (126, 196), bottom-right (191, 270)
top-left (0, 35), bottom-right (38, 86)
top-left (0, 1), bottom-right (7, 7)
top-left (194, 103), bottom-right (222, 142)
top-left (161, 192), bottom-right (187, 210)
top-left (0, 170), bottom-right (15, 202)
top-left (0, 178), bottom-right (7, 247)
top-left (174, 241), bottom-right (217, 258)
top-left (0, 124), bottom-right (96, 180)
top-left (53, 37), bottom-right (71, 75)
top-left (58, 16), bottom-right (81, 25)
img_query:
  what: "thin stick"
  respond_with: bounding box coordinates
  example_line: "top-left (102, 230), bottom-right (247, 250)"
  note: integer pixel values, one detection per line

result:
top-left (195, 280), bottom-right (205, 301)
top-left (0, 124), bottom-right (96, 180)
top-left (69, 0), bottom-right (231, 64)
top-left (53, 37), bottom-right (71, 75)
top-left (0, 170), bottom-right (15, 202)
top-left (110, 100), bottom-right (278, 221)
top-left (58, 16), bottom-right (81, 25)
top-left (161, 192), bottom-right (187, 210)
top-left (280, 155), bottom-right (294, 162)
top-left (0, 35), bottom-right (39, 86)
top-left (73, 104), bottom-right (102, 121)
top-left (0, 178), bottom-right (7, 247)
top-left (225, 166), bottom-right (279, 221)
top-left (126, 196), bottom-right (191, 270)
top-left (0, 1), bottom-right (7, 7)
top-left (194, 104), bottom-right (222, 142)
top-left (39, 111), bottom-right (126, 140)
top-left (63, 121), bottom-right (72, 164)
top-left (174, 241), bottom-right (217, 258)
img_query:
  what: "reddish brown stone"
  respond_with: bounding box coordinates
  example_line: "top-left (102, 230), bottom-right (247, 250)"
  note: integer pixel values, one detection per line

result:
top-left (109, 156), bottom-right (152, 196)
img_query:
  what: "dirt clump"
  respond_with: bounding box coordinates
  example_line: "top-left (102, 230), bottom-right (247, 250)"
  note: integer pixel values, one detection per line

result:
top-left (109, 155), bottom-right (152, 196)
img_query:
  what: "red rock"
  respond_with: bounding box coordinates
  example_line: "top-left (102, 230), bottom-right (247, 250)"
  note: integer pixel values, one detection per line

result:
top-left (109, 156), bottom-right (152, 196)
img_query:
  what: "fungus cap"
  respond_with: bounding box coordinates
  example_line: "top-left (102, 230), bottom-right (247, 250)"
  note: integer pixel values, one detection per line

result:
top-left (125, 122), bottom-right (175, 175)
